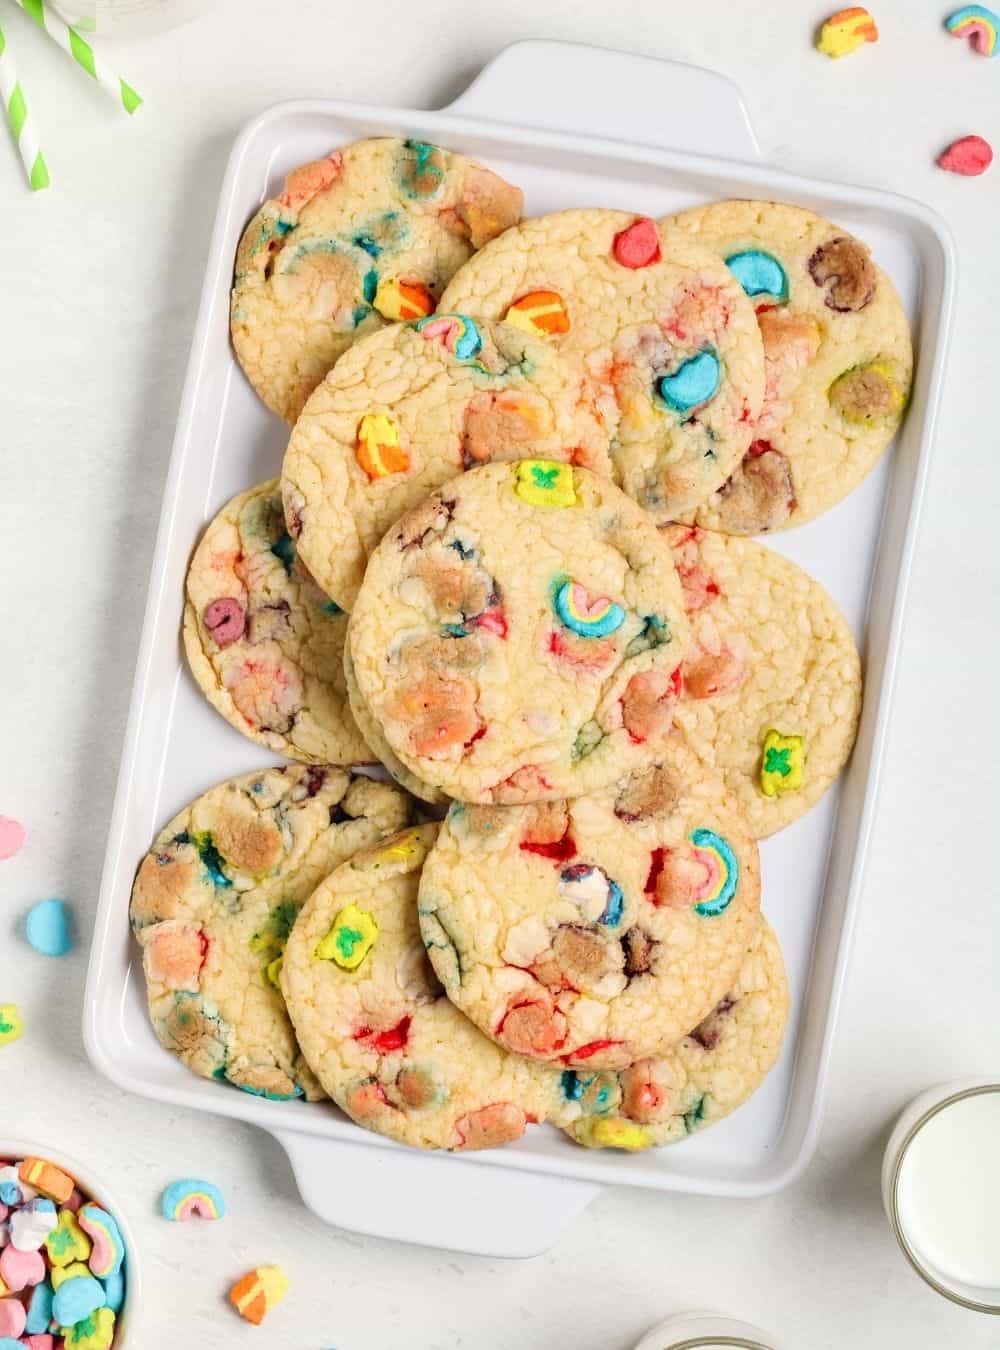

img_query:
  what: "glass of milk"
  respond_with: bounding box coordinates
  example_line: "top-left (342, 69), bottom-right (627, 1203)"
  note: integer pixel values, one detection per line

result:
top-left (51, 0), bottom-right (216, 38)
top-left (883, 1080), bottom-right (1000, 1313)
top-left (632, 1312), bottom-right (782, 1349)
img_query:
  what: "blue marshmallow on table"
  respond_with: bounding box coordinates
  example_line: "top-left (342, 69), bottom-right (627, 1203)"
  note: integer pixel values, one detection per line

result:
top-left (52, 1270), bottom-right (107, 1326)
top-left (0, 1339), bottom-right (32, 1349)
top-left (25, 896), bottom-right (74, 956)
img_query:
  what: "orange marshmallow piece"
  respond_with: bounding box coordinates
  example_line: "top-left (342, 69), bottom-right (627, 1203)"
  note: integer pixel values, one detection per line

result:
top-left (19, 1157), bottom-right (75, 1204)
top-left (229, 1265), bottom-right (289, 1325)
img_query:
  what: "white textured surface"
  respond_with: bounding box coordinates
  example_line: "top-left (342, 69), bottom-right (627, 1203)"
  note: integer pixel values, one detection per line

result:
top-left (0, 1), bottom-right (997, 1346)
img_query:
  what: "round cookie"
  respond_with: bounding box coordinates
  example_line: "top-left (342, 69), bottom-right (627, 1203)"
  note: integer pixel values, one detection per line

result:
top-left (665, 200), bottom-right (912, 532)
top-left (231, 138), bottom-right (524, 423)
top-left (666, 525), bottom-right (862, 837)
top-left (281, 825), bottom-right (560, 1150)
top-left (555, 918), bottom-right (788, 1150)
top-left (183, 479), bottom-right (371, 765)
top-left (282, 315), bottom-right (612, 612)
top-left (438, 208), bottom-right (765, 520)
top-left (343, 646), bottom-right (447, 807)
top-left (130, 765), bottom-right (414, 1100)
top-left (348, 461), bottom-right (690, 804)
top-left (417, 743), bottom-right (762, 1070)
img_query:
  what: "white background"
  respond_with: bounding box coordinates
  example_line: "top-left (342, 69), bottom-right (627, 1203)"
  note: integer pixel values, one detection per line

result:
top-left (1, 0), bottom-right (998, 1346)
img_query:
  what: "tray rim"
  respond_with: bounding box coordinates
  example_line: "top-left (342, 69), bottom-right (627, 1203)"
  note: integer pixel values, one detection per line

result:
top-left (82, 75), bottom-right (957, 1203)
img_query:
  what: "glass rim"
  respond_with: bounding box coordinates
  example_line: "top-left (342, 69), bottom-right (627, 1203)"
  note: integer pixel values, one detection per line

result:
top-left (887, 1081), bottom-right (1000, 1314)
top-left (666, 1341), bottom-right (771, 1350)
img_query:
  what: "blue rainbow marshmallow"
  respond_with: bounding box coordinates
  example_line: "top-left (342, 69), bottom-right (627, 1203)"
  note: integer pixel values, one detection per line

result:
top-left (415, 312), bottom-right (483, 361)
top-left (161, 1178), bottom-right (226, 1222)
top-left (78, 1203), bottom-right (125, 1279)
top-left (724, 249), bottom-right (789, 303)
top-left (945, 5), bottom-right (999, 56)
top-left (657, 349), bottom-right (721, 415)
top-left (689, 828), bottom-right (739, 917)
top-left (553, 580), bottom-right (626, 638)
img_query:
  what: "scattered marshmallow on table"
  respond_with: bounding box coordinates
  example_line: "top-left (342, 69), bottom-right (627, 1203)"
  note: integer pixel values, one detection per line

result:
top-left (160, 1178), bottom-right (226, 1222)
top-left (229, 1265), bottom-right (289, 1325)
top-left (816, 6), bottom-right (878, 57)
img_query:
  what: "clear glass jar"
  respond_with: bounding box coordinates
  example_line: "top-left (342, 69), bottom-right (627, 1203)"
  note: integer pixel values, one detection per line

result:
top-left (52, 0), bottom-right (216, 38)
top-left (633, 1313), bottom-right (781, 1350)
top-left (882, 1079), bottom-right (1000, 1314)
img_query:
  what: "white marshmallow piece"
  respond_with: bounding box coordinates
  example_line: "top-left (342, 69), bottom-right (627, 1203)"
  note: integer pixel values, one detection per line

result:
top-left (10, 1199), bottom-right (57, 1252)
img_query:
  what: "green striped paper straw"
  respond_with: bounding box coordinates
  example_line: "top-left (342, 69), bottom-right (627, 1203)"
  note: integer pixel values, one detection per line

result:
top-left (12, 0), bottom-right (142, 114)
top-left (0, 21), bottom-right (50, 190)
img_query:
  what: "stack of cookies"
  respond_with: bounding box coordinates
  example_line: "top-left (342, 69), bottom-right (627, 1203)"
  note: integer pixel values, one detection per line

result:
top-left (130, 138), bottom-right (910, 1155)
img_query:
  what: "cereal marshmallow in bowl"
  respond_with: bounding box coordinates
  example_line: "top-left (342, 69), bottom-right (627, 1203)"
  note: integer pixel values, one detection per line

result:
top-left (0, 1140), bottom-right (140, 1348)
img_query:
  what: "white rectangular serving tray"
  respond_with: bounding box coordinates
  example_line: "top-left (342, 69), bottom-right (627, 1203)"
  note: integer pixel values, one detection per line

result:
top-left (83, 40), bottom-right (955, 1258)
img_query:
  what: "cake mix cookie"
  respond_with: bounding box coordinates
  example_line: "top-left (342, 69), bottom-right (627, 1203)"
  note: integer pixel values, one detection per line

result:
top-left (417, 743), bottom-right (761, 1069)
top-left (555, 918), bottom-right (788, 1149)
top-left (130, 765), bottom-right (414, 1100)
top-left (438, 208), bottom-right (765, 520)
top-left (665, 200), bottom-right (912, 532)
top-left (348, 461), bottom-right (690, 804)
top-left (231, 138), bottom-right (524, 423)
top-left (282, 316), bottom-right (612, 612)
top-left (183, 479), bottom-right (371, 765)
top-left (343, 645), bottom-right (447, 807)
top-left (281, 825), bottom-right (560, 1149)
top-left (666, 526), bottom-right (862, 837)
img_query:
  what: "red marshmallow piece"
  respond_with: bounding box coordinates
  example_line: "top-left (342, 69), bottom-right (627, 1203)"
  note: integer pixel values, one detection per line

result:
top-left (612, 216), bottom-right (662, 268)
top-left (938, 135), bottom-right (993, 175)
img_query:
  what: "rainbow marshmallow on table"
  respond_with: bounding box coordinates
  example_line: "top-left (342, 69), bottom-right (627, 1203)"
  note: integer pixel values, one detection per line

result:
top-left (945, 5), bottom-right (999, 55)
top-left (160, 1179), bottom-right (226, 1222)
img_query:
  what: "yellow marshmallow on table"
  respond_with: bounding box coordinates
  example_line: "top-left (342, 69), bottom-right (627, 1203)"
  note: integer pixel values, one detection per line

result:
top-left (816, 7), bottom-right (879, 57)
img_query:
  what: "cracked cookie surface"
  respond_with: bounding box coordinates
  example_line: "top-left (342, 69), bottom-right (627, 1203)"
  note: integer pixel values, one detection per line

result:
top-left (184, 479), bottom-right (371, 765)
top-left (554, 917), bottom-right (788, 1148)
top-left (666, 526), bottom-right (862, 837)
top-left (281, 825), bottom-right (560, 1149)
top-left (417, 743), bottom-right (761, 1069)
top-left (438, 208), bottom-right (764, 521)
top-left (665, 200), bottom-right (912, 533)
top-left (130, 765), bottom-right (414, 1100)
top-left (343, 645), bottom-right (447, 807)
top-left (282, 316), bottom-right (611, 612)
top-left (231, 138), bottom-right (524, 423)
top-left (347, 461), bottom-right (690, 804)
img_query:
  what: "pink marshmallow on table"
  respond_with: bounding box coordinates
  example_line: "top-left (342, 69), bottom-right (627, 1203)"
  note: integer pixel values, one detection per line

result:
top-left (0, 817), bottom-right (26, 861)
top-left (0, 1241), bottom-right (45, 1290)
top-left (24, 1337), bottom-right (56, 1350)
top-left (64, 1189), bottom-right (84, 1213)
top-left (0, 1294), bottom-right (26, 1337)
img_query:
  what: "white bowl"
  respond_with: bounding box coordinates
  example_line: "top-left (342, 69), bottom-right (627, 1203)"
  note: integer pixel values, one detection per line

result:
top-left (0, 1137), bottom-right (141, 1347)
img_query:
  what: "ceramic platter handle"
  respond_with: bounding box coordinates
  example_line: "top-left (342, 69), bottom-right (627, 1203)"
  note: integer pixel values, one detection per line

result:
top-left (273, 1129), bottom-right (601, 1258)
